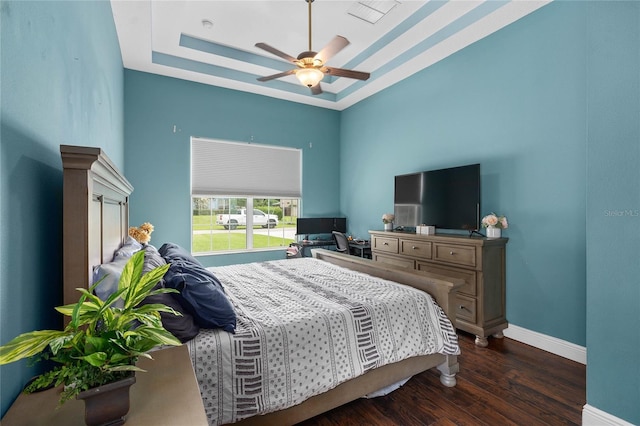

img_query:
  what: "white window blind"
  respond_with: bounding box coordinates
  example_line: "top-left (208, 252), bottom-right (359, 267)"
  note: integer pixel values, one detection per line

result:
top-left (191, 138), bottom-right (302, 198)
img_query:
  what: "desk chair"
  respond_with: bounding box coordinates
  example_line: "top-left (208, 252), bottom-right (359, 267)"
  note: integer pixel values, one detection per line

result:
top-left (332, 231), bottom-right (350, 254)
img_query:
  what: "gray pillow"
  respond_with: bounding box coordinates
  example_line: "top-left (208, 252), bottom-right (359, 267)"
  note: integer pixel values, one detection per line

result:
top-left (142, 244), bottom-right (166, 273)
top-left (93, 236), bottom-right (143, 305)
top-left (113, 235), bottom-right (142, 259)
top-left (92, 257), bottom-right (129, 307)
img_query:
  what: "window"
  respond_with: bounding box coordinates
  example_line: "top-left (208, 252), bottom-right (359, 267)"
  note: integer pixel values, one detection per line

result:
top-left (191, 138), bottom-right (301, 254)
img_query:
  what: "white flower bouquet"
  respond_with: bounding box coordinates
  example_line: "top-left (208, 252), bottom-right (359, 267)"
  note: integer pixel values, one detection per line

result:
top-left (382, 213), bottom-right (395, 224)
top-left (481, 213), bottom-right (508, 229)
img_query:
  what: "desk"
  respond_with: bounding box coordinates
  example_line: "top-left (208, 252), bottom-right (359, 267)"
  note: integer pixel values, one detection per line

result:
top-left (1, 345), bottom-right (207, 426)
top-left (291, 240), bottom-right (335, 257)
top-left (349, 241), bottom-right (371, 258)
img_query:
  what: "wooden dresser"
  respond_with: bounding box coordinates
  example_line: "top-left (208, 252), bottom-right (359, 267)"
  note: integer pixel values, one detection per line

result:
top-left (369, 230), bottom-right (508, 347)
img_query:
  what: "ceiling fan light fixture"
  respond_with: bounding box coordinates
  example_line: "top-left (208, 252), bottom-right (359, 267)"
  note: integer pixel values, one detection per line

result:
top-left (296, 67), bottom-right (324, 88)
top-left (254, 0), bottom-right (369, 95)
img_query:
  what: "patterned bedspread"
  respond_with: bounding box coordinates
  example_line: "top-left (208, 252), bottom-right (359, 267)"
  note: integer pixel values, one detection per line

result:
top-left (187, 257), bottom-right (459, 425)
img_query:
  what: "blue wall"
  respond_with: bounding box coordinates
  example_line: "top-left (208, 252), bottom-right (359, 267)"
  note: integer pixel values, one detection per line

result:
top-left (0, 0), bottom-right (124, 416)
top-left (342, 2), bottom-right (587, 346)
top-left (124, 70), bottom-right (341, 266)
top-left (586, 2), bottom-right (639, 424)
top-left (340, 2), bottom-right (638, 423)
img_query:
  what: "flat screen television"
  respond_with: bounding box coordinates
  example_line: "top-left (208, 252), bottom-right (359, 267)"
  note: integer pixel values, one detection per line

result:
top-left (296, 217), bottom-right (347, 236)
top-left (394, 163), bottom-right (480, 231)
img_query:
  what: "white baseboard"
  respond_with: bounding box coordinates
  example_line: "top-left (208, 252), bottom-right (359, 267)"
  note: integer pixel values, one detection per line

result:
top-left (502, 324), bottom-right (587, 364)
top-left (582, 404), bottom-right (636, 426)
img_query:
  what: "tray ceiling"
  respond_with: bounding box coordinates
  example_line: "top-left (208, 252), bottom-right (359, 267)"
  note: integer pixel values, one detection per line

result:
top-left (111, 0), bottom-right (550, 111)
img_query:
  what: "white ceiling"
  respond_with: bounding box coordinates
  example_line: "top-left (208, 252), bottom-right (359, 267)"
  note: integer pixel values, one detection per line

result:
top-left (111, 0), bottom-right (550, 111)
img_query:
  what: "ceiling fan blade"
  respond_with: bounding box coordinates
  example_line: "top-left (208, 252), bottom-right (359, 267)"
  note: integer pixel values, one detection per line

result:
top-left (255, 43), bottom-right (299, 63)
top-left (324, 67), bottom-right (370, 81)
top-left (310, 83), bottom-right (323, 95)
top-left (257, 69), bottom-right (296, 82)
top-left (315, 36), bottom-right (350, 64)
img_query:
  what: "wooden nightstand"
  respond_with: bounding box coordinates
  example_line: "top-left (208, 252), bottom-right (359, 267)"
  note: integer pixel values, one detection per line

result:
top-left (1, 345), bottom-right (207, 425)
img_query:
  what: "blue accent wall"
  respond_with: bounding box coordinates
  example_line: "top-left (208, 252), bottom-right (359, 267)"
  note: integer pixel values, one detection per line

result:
top-left (0, 0), bottom-right (124, 416)
top-left (342, 2), bottom-right (587, 345)
top-left (586, 2), bottom-right (639, 424)
top-left (123, 70), bottom-right (341, 266)
top-left (339, 2), bottom-right (638, 423)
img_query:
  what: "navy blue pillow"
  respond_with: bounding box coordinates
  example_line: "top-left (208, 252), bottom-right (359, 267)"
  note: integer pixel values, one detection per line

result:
top-left (141, 292), bottom-right (200, 343)
top-left (159, 243), bottom-right (236, 333)
top-left (140, 245), bottom-right (200, 342)
top-left (158, 242), bottom-right (200, 266)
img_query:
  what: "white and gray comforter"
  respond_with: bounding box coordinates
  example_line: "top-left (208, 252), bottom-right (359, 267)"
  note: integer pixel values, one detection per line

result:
top-left (187, 257), bottom-right (459, 425)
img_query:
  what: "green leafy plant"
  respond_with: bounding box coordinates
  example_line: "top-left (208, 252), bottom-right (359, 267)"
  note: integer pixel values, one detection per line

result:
top-left (0, 250), bottom-right (182, 405)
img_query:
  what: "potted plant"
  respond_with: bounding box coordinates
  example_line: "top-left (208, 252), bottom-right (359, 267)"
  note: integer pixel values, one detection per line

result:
top-left (0, 250), bottom-right (182, 425)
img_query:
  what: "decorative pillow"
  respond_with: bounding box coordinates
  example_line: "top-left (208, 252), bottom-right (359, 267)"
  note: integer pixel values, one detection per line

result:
top-left (91, 245), bottom-right (200, 342)
top-left (113, 235), bottom-right (143, 259)
top-left (139, 290), bottom-right (200, 343)
top-left (142, 244), bottom-right (166, 274)
top-left (158, 243), bottom-right (224, 290)
top-left (159, 243), bottom-right (236, 332)
top-left (92, 257), bottom-right (129, 307)
top-left (92, 236), bottom-right (144, 305)
top-left (134, 245), bottom-right (201, 342)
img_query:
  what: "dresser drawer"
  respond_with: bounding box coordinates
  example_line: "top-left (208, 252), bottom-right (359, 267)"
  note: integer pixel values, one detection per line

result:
top-left (416, 262), bottom-right (477, 296)
top-left (455, 294), bottom-right (477, 324)
top-left (400, 239), bottom-right (432, 260)
top-left (372, 236), bottom-right (399, 254)
top-left (373, 253), bottom-right (414, 269)
top-left (433, 243), bottom-right (476, 267)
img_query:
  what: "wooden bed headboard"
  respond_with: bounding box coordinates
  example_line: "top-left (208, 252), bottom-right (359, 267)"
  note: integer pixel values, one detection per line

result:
top-left (60, 145), bottom-right (133, 308)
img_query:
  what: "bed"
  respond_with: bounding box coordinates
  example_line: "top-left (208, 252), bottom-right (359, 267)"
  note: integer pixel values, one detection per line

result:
top-left (60, 144), bottom-right (462, 425)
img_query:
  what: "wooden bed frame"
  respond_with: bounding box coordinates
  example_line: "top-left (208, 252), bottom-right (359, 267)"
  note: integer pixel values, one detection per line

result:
top-left (61, 144), bottom-right (461, 425)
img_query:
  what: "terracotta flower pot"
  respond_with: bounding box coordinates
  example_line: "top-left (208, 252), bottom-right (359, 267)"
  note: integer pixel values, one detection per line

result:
top-left (76, 375), bottom-right (136, 426)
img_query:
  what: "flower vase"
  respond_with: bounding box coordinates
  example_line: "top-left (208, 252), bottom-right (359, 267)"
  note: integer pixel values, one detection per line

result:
top-left (384, 222), bottom-right (393, 231)
top-left (486, 226), bottom-right (501, 239)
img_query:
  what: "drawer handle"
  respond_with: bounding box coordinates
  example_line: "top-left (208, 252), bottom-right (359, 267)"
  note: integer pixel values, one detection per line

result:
top-left (383, 242), bottom-right (389, 246)
top-left (459, 305), bottom-right (469, 311)
top-left (412, 246), bottom-right (418, 250)
top-left (450, 251), bottom-right (455, 255)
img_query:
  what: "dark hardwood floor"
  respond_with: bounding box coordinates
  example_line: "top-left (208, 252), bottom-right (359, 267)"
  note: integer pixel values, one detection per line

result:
top-left (298, 331), bottom-right (586, 425)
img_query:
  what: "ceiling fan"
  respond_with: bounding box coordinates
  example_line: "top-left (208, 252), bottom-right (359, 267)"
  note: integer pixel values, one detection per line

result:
top-left (255, 0), bottom-right (370, 95)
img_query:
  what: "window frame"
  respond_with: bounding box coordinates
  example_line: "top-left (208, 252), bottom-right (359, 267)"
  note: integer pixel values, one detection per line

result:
top-left (190, 137), bottom-right (302, 254)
